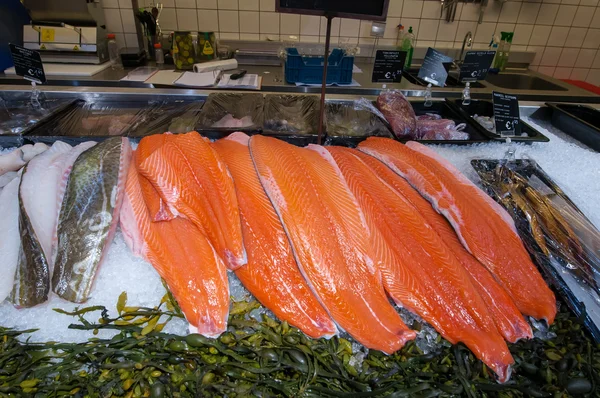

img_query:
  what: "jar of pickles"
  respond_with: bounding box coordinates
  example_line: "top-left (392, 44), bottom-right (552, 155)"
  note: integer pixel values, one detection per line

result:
top-left (173, 31), bottom-right (196, 70)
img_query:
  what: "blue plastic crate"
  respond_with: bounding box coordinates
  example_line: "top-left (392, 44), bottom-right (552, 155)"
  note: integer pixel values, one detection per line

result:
top-left (284, 48), bottom-right (354, 85)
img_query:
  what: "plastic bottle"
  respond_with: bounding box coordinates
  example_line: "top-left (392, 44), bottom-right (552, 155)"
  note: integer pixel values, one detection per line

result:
top-left (401, 26), bottom-right (415, 70)
top-left (107, 34), bottom-right (123, 70)
top-left (462, 82), bottom-right (471, 105)
top-left (154, 43), bottom-right (164, 66)
top-left (424, 83), bottom-right (433, 107)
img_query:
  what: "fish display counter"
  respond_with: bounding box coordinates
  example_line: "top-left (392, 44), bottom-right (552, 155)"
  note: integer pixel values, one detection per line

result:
top-left (0, 85), bottom-right (600, 397)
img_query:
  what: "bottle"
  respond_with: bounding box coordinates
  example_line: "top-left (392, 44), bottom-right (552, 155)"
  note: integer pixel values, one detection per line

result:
top-left (396, 24), bottom-right (405, 47)
top-left (424, 83), bottom-right (433, 107)
top-left (488, 35), bottom-right (500, 73)
top-left (462, 82), bottom-right (471, 105)
top-left (499, 32), bottom-right (514, 71)
top-left (107, 34), bottom-right (123, 70)
top-left (401, 26), bottom-right (415, 70)
top-left (154, 43), bottom-right (164, 66)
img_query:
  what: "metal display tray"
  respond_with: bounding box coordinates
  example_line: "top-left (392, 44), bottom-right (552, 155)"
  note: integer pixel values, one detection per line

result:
top-left (547, 103), bottom-right (600, 152)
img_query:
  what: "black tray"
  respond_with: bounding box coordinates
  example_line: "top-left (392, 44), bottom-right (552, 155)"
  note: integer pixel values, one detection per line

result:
top-left (323, 102), bottom-right (393, 147)
top-left (448, 99), bottom-right (549, 143)
top-left (547, 103), bottom-right (600, 152)
top-left (263, 94), bottom-right (319, 136)
top-left (196, 93), bottom-right (264, 138)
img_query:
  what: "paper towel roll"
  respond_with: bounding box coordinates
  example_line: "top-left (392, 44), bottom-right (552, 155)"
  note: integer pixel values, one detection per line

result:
top-left (193, 59), bottom-right (238, 73)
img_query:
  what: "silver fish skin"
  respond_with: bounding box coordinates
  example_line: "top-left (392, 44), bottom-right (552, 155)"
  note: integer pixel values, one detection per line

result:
top-left (52, 137), bottom-right (132, 303)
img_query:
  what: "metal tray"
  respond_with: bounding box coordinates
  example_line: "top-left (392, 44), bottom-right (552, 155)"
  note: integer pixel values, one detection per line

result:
top-left (547, 103), bottom-right (600, 152)
top-left (448, 99), bottom-right (549, 143)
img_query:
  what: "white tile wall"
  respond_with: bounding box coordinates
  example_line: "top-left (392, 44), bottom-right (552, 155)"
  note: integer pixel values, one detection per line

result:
top-left (113, 0), bottom-right (600, 85)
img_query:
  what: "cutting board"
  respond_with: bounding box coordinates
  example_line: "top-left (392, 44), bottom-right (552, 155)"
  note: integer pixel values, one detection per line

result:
top-left (4, 62), bottom-right (112, 77)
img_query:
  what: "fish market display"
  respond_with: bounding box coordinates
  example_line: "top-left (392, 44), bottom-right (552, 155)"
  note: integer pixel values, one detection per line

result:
top-left (250, 135), bottom-right (416, 354)
top-left (416, 114), bottom-right (469, 140)
top-left (376, 90), bottom-right (417, 137)
top-left (0, 143), bottom-right (48, 176)
top-left (120, 161), bottom-right (229, 337)
top-left (327, 147), bottom-right (513, 381)
top-left (212, 132), bottom-right (336, 338)
top-left (138, 132), bottom-right (246, 270)
top-left (358, 137), bottom-right (557, 323)
top-left (53, 137), bottom-right (132, 303)
top-left (0, 173), bottom-right (21, 303)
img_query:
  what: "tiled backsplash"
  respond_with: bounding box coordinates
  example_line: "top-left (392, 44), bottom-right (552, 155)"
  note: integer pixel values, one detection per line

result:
top-left (104, 0), bottom-right (600, 86)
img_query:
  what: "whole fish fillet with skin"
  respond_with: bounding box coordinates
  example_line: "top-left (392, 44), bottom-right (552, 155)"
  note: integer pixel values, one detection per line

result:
top-left (249, 135), bottom-right (415, 354)
top-left (135, 134), bottom-right (175, 222)
top-left (120, 160), bottom-right (229, 337)
top-left (358, 138), bottom-right (556, 323)
top-left (355, 151), bottom-right (532, 343)
top-left (327, 147), bottom-right (513, 381)
top-left (139, 131), bottom-right (246, 270)
top-left (212, 132), bottom-right (337, 339)
top-left (0, 174), bottom-right (22, 303)
top-left (53, 137), bottom-right (132, 303)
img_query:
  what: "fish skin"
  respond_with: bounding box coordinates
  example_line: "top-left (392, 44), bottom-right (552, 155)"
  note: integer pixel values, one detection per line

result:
top-left (52, 137), bottom-right (132, 303)
top-left (249, 135), bottom-right (415, 354)
top-left (0, 174), bottom-right (22, 303)
top-left (327, 147), bottom-right (513, 381)
top-left (355, 150), bottom-right (533, 344)
top-left (358, 137), bottom-right (556, 324)
top-left (139, 132), bottom-right (247, 270)
top-left (212, 132), bottom-right (337, 339)
top-left (120, 158), bottom-right (229, 337)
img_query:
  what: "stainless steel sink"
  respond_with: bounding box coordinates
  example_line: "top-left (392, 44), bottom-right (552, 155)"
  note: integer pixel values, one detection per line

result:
top-left (485, 73), bottom-right (568, 91)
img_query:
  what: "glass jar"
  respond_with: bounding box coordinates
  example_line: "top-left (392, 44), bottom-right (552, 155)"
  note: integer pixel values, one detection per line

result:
top-left (173, 31), bottom-right (196, 70)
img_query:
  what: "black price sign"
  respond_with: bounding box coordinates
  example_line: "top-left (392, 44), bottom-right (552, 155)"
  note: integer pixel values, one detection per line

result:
top-left (9, 43), bottom-right (46, 84)
top-left (492, 91), bottom-right (521, 136)
top-left (459, 51), bottom-right (496, 82)
top-left (418, 47), bottom-right (453, 87)
top-left (371, 50), bottom-right (407, 83)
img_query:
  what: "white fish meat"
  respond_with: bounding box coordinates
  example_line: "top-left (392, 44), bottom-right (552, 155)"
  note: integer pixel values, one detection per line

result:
top-left (21, 143), bottom-right (49, 162)
top-left (0, 148), bottom-right (25, 176)
top-left (0, 171), bottom-right (18, 188)
top-left (0, 173), bottom-right (22, 302)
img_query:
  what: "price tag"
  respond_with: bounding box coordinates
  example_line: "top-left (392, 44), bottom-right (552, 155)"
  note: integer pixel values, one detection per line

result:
top-left (9, 43), bottom-right (46, 84)
top-left (371, 50), bottom-right (406, 83)
top-left (492, 91), bottom-right (521, 136)
top-left (459, 51), bottom-right (496, 82)
top-left (418, 47), bottom-right (453, 87)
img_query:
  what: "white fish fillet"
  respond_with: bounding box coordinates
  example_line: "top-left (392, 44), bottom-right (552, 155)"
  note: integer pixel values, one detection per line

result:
top-left (22, 143), bottom-right (49, 162)
top-left (0, 173), bottom-right (22, 302)
top-left (0, 171), bottom-right (18, 188)
top-left (0, 148), bottom-right (25, 176)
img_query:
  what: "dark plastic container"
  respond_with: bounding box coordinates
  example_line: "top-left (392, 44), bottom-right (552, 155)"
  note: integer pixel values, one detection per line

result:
top-left (547, 103), bottom-right (600, 152)
top-left (284, 48), bottom-right (354, 85)
top-left (448, 99), bottom-right (549, 143)
top-left (196, 93), bottom-right (264, 139)
top-left (263, 94), bottom-right (319, 136)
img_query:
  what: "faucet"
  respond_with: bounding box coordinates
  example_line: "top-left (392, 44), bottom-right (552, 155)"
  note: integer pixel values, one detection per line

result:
top-left (458, 31), bottom-right (473, 63)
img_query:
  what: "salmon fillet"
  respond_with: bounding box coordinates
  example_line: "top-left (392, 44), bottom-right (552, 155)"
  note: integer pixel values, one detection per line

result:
top-left (326, 147), bottom-right (513, 381)
top-left (120, 159), bottom-right (229, 337)
top-left (355, 150), bottom-right (533, 343)
top-left (138, 132), bottom-right (247, 270)
top-left (249, 135), bottom-right (415, 353)
top-left (135, 134), bottom-right (175, 222)
top-left (212, 132), bottom-right (336, 339)
top-left (358, 137), bottom-right (556, 323)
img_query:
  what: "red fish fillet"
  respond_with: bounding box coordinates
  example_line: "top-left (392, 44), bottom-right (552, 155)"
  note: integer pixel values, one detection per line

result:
top-left (212, 132), bottom-right (336, 339)
top-left (135, 134), bottom-right (175, 222)
top-left (355, 150), bottom-right (533, 343)
top-left (249, 135), bottom-right (415, 354)
top-left (326, 147), bottom-right (513, 381)
top-left (138, 132), bottom-right (247, 270)
top-left (358, 137), bottom-right (556, 323)
top-left (120, 159), bottom-right (229, 337)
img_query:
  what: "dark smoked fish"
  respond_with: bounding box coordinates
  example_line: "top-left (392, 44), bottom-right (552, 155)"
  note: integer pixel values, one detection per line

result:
top-left (52, 137), bottom-right (132, 303)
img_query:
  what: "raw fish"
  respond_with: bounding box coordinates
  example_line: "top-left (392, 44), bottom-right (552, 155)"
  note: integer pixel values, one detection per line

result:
top-left (376, 90), bottom-right (417, 137)
top-left (139, 132), bottom-right (247, 270)
top-left (212, 114), bottom-right (254, 128)
top-left (52, 137), bottom-right (131, 303)
top-left (358, 138), bottom-right (557, 323)
top-left (21, 143), bottom-right (49, 162)
top-left (0, 171), bottom-right (18, 188)
top-left (212, 132), bottom-right (337, 338)
top-left (0, 174), bottom-right (22, 302)
top-left (0, 148), bottom-right (26, 176)
top-left (327, 147), bottom-right (514, 381)
top-left (120, 160), bottom-right (229, 337)
top-left (249, 135), bottom-right (416, 354)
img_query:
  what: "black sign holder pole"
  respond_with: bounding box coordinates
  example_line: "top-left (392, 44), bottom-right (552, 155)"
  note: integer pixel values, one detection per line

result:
top-left (317, 14), bottom-right (333, 145)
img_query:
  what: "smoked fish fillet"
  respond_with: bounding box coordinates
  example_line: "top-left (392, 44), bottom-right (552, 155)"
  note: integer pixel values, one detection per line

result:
top-left (135, 134), bottom-right (175, 222)
top-left (355, 151), bottom-right (533, 343)
top-left (212, 133), bottom-right (336, 339)
top-left (120, 159), bottom-right (229, 337)
top-left (249, 135), bottom-right (415, 354)
top-left (358, 137), bottom-right (556, 323)
top-left (138, 132), bottom-right (247, 270)
top-left (326, 147), bottom-right (513, 381)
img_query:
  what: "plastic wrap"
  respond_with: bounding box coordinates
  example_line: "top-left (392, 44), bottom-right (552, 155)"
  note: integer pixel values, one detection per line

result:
top-left (416, 116), bottom-right (468, 140)
top-left (196, 93), bottom-right (264, 134)
top-left (325, 101), bottom-right (393, 137)
top-left (375, 90), bottom-right (417, 138)
top-left (128, 101), bottom-right (205, 137)
top-left (0, 97), bottom-right (72, 136)
top-left (263, 95), bottom-right (319, 135)
top-left (472, 158), bottom-right (600, 341)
